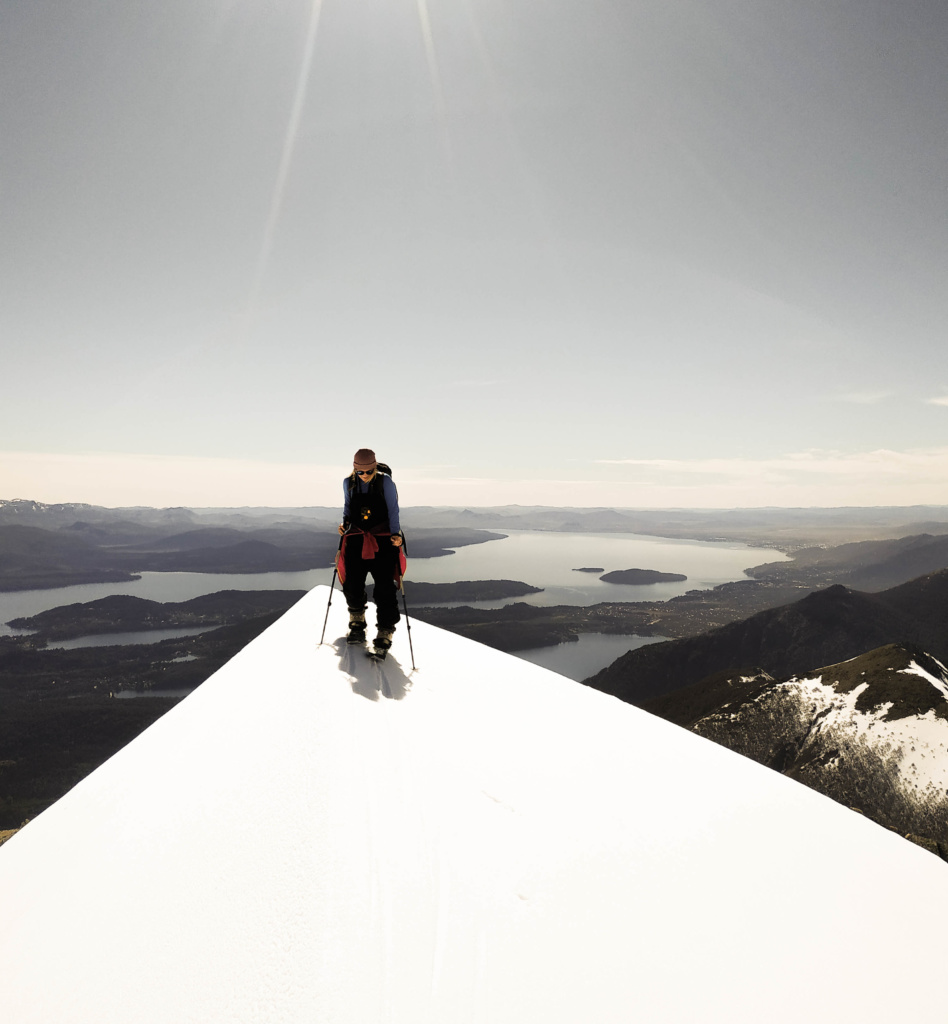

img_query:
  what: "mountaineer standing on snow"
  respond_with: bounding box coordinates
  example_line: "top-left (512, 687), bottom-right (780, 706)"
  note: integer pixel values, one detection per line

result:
top-left (337, 449), bottom-right (403, 654)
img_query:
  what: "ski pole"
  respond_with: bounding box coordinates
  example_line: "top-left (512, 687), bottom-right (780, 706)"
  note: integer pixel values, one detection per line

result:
top-left (399, 582), bottom-right (416, 671)
top-left (398, 533), bottom-right (416, 671)
top-left (319, 534), bottom-right (345, 646)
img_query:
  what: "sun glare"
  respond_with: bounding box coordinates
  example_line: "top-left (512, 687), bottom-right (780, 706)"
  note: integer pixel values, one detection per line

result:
top-left (415, 0), bottom-right (453, 165)
top-left (246, 0), bottom-right (325, 329)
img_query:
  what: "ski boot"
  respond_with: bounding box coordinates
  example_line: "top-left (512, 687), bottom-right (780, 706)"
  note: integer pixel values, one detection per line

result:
top-left (346, 609), bottom-right (366, 645)
top-left (368, 627), bottom-right (395, 660)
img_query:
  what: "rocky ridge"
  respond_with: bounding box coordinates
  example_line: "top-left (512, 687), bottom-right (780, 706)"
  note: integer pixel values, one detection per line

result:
top-left (643, 643), bottom-right (948, 859)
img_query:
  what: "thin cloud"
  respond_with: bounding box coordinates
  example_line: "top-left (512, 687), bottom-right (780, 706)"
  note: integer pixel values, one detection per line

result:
top-left (832, 391), bottom-right (892, 405)
top-left (591, 448), bottom-right (948, 506)
top-left (453, 378), bottom-right (509, 389)
top-left (596, 448), bottom-right (948, 477)
top-left (926, 395), bottom-right (948, 407)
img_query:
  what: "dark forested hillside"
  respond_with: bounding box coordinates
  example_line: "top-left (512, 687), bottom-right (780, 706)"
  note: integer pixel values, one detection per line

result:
top-left (585, 570), bottom-right (948, 704)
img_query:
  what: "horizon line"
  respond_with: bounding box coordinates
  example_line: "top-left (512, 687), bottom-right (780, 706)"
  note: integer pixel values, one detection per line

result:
top-left (5, 496), bottom-right (948, 514)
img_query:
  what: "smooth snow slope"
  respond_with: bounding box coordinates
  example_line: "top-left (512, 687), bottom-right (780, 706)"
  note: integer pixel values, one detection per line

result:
top-left (2, 587), bottom-right (947, 1023)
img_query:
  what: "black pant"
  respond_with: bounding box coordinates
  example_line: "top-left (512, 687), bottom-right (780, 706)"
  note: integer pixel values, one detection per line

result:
top-left (342, 540), bottom-right (400, 630)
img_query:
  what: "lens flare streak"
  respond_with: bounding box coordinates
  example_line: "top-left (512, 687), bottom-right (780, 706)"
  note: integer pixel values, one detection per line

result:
top-left (416, 0), bottom-right (454, 166)
top-left (247, 0), bottom-right (325, 320)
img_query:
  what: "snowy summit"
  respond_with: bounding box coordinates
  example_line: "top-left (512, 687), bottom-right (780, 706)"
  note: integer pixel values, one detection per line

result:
top-left (1, 586), bottom-right (947, 1022)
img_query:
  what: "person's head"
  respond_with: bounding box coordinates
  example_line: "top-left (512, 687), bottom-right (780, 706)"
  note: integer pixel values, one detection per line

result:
top-left (353, 448), bottom-right (377, 481)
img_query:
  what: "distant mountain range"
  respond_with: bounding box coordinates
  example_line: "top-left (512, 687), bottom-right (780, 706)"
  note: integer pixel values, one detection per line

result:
top-left (0, 503), bottom-right (507, 590)
top-left (640, 643), bottom-right (948, 859)
top-left (0, 522), bottom-right (342, 589)
top-left (6, 497), bottom-right (948, 548)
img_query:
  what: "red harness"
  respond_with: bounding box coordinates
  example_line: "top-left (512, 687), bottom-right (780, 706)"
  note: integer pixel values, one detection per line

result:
top-left (336, 528), bottom-right (406, 586)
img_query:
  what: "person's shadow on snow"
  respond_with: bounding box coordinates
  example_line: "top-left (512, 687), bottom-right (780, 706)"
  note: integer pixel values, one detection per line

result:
top-left (331, 638), bottom-right (412, 701)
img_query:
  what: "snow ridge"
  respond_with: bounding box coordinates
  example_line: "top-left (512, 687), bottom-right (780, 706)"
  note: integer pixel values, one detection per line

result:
top-left (2, 588), bottom-right (948, 1023)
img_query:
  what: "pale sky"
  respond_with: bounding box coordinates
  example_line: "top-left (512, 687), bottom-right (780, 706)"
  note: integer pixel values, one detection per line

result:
top-left (2, 0), bottom-right (947, 508)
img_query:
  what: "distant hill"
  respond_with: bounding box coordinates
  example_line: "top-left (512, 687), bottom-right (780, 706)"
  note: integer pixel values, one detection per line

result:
top-left (0, 515), bottom-right (508, 591)
top-left (9, 590), bottom-right (307, 639)
top-left (749, 532), bottom-right (948, 591)
top-left (132, 527), bottom-right (264, 551)
top-left (641, 643), bottom-right (948, 859)
top-left (0, 525), bottom-right (140, 589)
top-left (0, 523), bottom-right (339, 587)
top-left (584, 569), bottom-right (948, 704)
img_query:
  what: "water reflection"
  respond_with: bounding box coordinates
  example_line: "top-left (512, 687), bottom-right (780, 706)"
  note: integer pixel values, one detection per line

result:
top-left (45, 628), bottom-right (210, 650)
top-left (515, 632), bottom-right (669, 682)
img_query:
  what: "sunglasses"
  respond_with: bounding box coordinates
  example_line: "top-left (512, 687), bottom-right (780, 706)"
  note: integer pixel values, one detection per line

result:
top-left (356, 469), bottom-right (375, 476)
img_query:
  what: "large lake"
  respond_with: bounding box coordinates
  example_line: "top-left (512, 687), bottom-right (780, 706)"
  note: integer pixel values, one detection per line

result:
top-left (0, 530), bottom-right (783, 680)
top-left (406, 530), bottom-right (777, 607)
